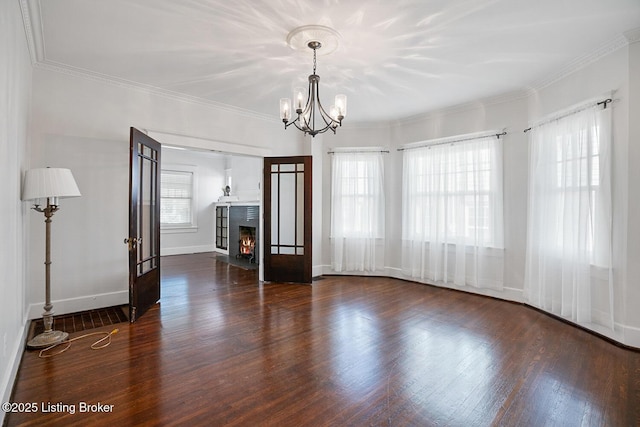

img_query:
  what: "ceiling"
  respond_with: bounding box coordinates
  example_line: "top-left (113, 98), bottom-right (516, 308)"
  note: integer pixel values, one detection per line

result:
top-left (22, 0), bottom-right (640, 123)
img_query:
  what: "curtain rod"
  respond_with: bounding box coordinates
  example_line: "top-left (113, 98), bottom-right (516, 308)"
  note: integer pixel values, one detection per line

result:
top-left (327, 149), bottom-right (390, 154)
top-left (524, 98), bottom-right (612, 133)
top-left (397, 131), bottom-right (507, 152)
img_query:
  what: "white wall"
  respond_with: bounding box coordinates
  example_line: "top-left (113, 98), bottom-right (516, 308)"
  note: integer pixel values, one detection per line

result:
top-left (27, 67), bottom-right (298, 318)
top-left (0, 0), bottom-right (32, 421)
top-left (320, 41), bottom-right (640, 347)
top-left (227, 154), bottom-right (263, 202)
top-left (625, 40), bottom-right (640, 340)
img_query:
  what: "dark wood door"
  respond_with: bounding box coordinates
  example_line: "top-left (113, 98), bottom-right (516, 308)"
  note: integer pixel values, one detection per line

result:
top-left (126, 127), bottom-right (161, 322)
top-left (263, 156), bottom-right (312, 283)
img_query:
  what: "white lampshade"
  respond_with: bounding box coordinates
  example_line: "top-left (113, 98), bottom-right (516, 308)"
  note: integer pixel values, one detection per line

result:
top-left (22, 168), bottom-right (81, 201)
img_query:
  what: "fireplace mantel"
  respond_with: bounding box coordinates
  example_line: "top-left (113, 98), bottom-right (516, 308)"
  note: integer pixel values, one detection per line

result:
top-left (214, 200), bottom-right (260, 207)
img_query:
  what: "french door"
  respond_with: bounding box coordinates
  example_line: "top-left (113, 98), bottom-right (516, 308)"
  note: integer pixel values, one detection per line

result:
top-left (263, 156), bottom-right (312, 283)
top-left (126, 127), bottom-right (161, 322)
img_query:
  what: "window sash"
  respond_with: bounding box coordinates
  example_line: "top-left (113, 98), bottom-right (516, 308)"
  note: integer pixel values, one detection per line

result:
top-left (330, 152), bottom-right (385, 239)
top-left (161, 170), bottom-right (194, 227)
top-left (531, 120), bottom-right (608, 264)
top-left (402, 138), bottom-right (503, 248)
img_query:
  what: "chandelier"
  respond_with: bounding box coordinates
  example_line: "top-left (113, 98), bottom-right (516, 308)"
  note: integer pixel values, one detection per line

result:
top-left (279, 27), bottom-right (347, 137)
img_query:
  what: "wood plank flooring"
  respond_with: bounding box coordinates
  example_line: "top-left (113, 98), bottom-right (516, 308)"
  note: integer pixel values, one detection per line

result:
top-left (6, 252), bottom-right (640, 426)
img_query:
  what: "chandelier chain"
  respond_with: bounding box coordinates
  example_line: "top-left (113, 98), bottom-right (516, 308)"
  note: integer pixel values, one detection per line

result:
top-left (313, 48), bottom-right (317, 74)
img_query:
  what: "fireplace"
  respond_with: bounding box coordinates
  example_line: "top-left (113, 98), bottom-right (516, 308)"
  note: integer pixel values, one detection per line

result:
top-left (228, 205), bottom-right (259, 265)
top-left (236, 226), bottom-right (256, 263)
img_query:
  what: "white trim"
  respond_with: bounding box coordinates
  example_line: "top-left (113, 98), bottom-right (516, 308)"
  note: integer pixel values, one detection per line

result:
top-left (161, 226), bottom-right (198, 234)
top-left (0, 317), bottom-right (30, 427)
top-left (148, 130), bottom-right (271, 158)
top-left (20, 0), bottom-right (636, 128)
top-left (617, 323), bottom-right (640, 348)
top-left (161, 244), bottom-right (216, 257)
top-left (394, 90), bottom-right (529, 127)
top-left (18, 0), bottom-right (43, 63)
top-left (528, 34), bottom-right (629, 90)
top-left (19, 2), bottom-right (275, 122)
top-left (319, 265), bottom-right (640, 348)
top-left (27, 291), bottom-right (129, 319)
top-left (329, 146), bottom-right (389, 154)
top-left (624, 27), bottom-right (640, 43)
top-left (400, 129), bottom-right (503, 150)
top-left (21, 271), bottom-right (640, 349)
top-left (526, 92), bottom-right (613, 129)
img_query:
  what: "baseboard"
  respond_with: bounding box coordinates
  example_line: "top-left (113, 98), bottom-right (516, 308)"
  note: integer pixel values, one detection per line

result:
top-left (1, 315), bottom-right (30, 426)
top-left (317, 265), bottom-right (640, 349)
top-left (312, 264), bottom-right (324, 278)
top-left (28, 290), bottom-right (128, 319)
top-left (616, 323), bottom-right (640, 348)
top-left (161, 244), bottom-right (215, 256)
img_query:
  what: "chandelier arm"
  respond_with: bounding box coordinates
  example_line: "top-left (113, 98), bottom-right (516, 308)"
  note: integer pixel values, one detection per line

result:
top-left (303, 75), bottom-right (316, 127)
top-left (280, 34), bottom-right (344, 137)
top-left (284, 119), bottom-right (299, 130)
top-left (315, 94), bottom-right (340, 127)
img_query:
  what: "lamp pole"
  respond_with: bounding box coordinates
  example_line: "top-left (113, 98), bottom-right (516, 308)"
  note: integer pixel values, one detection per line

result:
top-left (27, 198), bottom-right (69, 349)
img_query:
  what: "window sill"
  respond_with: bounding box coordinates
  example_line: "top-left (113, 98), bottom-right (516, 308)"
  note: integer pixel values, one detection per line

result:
top-left (161, 226), bottom-right (198, 234)
top-left (402, 240), bottom-right (504, 256)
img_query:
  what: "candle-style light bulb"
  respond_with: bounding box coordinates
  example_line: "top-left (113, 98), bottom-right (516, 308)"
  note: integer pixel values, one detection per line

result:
top-left (330, 106), bottom-right (339, 129)
top-left (280, 98), bottom-right (291, 122)
top-left (294, 87), bottom-right (305, 112)
top-left (335, 94), bottom-right (347, 119)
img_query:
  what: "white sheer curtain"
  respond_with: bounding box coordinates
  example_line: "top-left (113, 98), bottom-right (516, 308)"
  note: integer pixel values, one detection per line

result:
top-left (330, 151), bottom-right (385, 272)
top-left (401, 135), bottom-right (504, 289)
top-left (524, 103), bottom-right (613, 328)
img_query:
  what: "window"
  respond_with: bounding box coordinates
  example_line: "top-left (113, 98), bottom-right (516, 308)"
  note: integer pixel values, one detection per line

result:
top-left (524, 101), bottom-right (613, 327)
top-left (161, 168), bottom-right (196, 230)
top-left (401, 134), bottom-right (504, 289)
top-left (402, 136), bottom-right (503, 247)
top-left (330, 150), bottom-right (385, 272)
top-left (550, 127), bottom-right (602, 258)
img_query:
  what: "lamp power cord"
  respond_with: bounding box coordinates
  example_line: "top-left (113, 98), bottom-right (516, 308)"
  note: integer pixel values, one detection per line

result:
top-left (38, 329), bottom-right (119, 358)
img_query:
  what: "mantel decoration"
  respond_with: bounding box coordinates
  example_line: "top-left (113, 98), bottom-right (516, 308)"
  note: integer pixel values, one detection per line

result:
top-left (22, 167), bottom-right (81, 349)
top-left (280, 25), bottom-right (347, 137)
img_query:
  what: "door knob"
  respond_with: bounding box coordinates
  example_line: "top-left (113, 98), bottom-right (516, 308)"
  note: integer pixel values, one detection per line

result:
top-left (124, 237), bottom-right (138, 250)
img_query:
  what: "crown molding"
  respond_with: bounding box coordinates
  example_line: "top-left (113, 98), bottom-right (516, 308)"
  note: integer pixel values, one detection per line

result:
top-left (19, 0), bottom-right (44, 63)
top-left (20, 0), bottom-right (275, 123)
top-left (624, 27), bottom-right (640, 44)
top-left (391, 88), bottom-right (529, 127)
top-left (390, 30), bottom-right (633, 126)
top-left (528, 33), bottom-right (629, 91)
top-left (32, 60), bottom-right (275, 122)
top-left (18, 0), bottom-right (639, 129)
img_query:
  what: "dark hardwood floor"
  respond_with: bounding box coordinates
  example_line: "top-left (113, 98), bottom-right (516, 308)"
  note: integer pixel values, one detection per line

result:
top-left (6, 253), bottom-right (640, 426)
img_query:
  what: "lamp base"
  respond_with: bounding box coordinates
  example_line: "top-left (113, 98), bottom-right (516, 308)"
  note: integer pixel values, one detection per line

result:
top-left (27, 330), bottom-right (69, 349)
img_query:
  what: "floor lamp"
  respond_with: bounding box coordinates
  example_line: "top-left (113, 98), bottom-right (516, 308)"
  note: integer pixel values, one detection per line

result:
top-left (22, 167), bottom-right (81, 349)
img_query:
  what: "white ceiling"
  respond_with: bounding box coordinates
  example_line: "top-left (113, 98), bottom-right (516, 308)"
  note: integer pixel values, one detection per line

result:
top-left (22, 0), bottom-right (640, 123)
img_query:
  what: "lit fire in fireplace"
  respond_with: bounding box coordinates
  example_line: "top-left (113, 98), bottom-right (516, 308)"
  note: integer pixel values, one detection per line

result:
top-left (240, 236), bottom-right (255, 254)
top-left (238, 226), bottom-right (256, 260)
